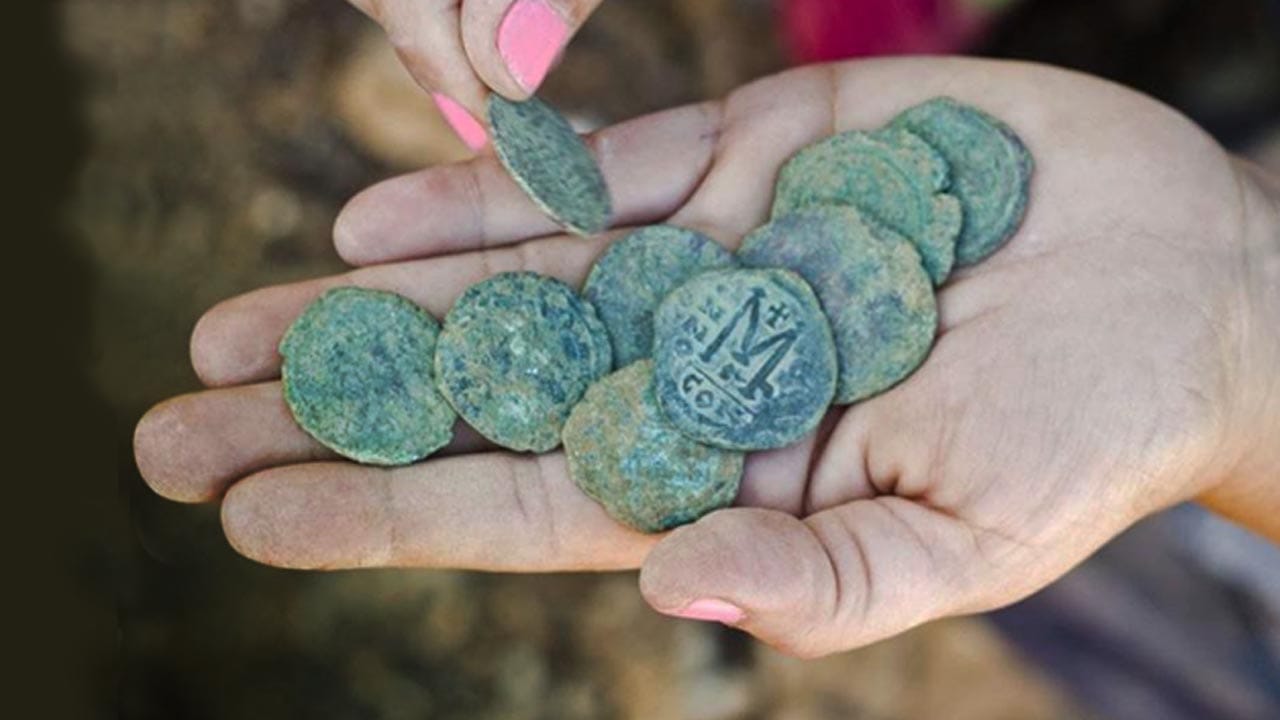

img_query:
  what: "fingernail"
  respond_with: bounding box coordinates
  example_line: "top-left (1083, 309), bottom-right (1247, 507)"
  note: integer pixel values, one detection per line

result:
top-left (431, 93), bottom-right (488, 152)
top-left (498, 0), bottom-right (570, 93)
top-left (667, 598), bottom-right (745, 625)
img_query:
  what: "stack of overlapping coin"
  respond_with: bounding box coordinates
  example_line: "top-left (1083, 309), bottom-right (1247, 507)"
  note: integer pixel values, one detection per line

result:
top-left (275, 95), bottom-right (1033, 534)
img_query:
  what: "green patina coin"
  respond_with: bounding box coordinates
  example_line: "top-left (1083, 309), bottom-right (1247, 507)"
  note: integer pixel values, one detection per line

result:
top-left (564, 361), bottom-right (744, 533)
top-left (653, 268), bottom-right (838, 451)
top-left (488, 95), bottom-right (612, 236)
top-left (738, 207), bottom-right (938, 404)
top-left (582, 225), bottom-right (738, 368)
top-left (435, 272), bottom-right (612, 452)
top-left (280, 287), bottom-right (456, 466)
top-left (892, 97), bottom-right (1033, 266)
top-left (772, 128), bottom-right (962, 285)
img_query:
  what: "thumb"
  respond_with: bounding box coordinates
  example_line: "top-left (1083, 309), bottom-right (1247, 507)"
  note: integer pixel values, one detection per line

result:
top-left (639, 502), bottom-right (990, 659)
top-left (462, 0), bottom-right (605, 99)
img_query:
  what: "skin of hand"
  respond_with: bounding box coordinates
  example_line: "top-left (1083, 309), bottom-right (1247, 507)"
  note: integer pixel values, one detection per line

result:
top-left (133, 57), bottom-right (1280, 659)
top-left (346, 0), bottom-right (605, 151)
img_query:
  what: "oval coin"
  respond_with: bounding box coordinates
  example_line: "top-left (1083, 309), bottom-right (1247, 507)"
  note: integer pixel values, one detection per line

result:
top-left (489, 95), bottom-right (612, 236)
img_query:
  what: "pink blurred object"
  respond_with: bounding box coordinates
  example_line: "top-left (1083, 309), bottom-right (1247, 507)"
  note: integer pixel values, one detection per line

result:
top-left (777, 0), bottom-right (1004, 63)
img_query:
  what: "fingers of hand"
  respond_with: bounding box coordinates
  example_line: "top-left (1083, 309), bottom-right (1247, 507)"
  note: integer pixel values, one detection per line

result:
top-left (375, 0), bottom-right (491, 149)
top-left (332, 56), bottom-right (1073, 269)
top-left (461, 0), bottom-right (603, 99)
top-left (133, 383), bottom-right (491, 503)
top-left (134, 383), bottom-right (334, 504)
top-left (220, 453), bottom-right (657, 571)
top-left (638, 501), bottom-right (985, 659)
top-left (333, 101), bottom-right (721, 266)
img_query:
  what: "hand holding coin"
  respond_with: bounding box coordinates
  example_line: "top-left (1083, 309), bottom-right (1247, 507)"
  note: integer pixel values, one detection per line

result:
top-left (135, 58), bottom-right (1280, 659)
top-left (343, 0), bottom-right (605, 152)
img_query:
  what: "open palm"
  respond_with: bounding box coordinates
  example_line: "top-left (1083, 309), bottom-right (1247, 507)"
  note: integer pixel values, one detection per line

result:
top-left (135, 57), bottom-right (1272, 658)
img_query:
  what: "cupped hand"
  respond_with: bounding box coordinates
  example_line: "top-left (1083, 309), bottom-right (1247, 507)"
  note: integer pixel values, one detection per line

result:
top-left (346, 0), bottom-right (604, 151)
top-left (134, 58), bottom-right (1280, 658)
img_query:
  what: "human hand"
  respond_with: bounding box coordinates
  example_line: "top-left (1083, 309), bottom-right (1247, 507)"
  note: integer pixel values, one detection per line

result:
top-left (345, 0), bottom-right (604, 152)
top-left (134, 57), bottom-right (1280, 658)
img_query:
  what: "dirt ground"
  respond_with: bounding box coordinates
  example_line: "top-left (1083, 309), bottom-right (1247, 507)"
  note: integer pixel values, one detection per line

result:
top-left (65, 0), bottom-right (1277, 717)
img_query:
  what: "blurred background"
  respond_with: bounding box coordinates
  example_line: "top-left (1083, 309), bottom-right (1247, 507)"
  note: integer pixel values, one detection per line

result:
top-left (50, 0), bottom-right (1280, 717)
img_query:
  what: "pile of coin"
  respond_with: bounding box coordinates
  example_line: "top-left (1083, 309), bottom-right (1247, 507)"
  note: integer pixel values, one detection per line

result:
top-left (278, 95), bottom-right (1033, 533)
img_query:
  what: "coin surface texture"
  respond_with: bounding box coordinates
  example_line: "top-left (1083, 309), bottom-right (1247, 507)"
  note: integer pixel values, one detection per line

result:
top-left (583, 225), bottom-right (737, 368)
top-left (436, 272), bottom-right (612, 452)
top-left (281, 287), bottom-right (456, 466)
top-left (564, 361), bottom-right (744, 533)
top-left (488, 95), bottom-right (612, 235)
top-left (892, 97), bottom-right (1033, 266)
top-left (739, 207), bottom-right (937, 404)
top-left (772, 128), bottom-right (961, 285)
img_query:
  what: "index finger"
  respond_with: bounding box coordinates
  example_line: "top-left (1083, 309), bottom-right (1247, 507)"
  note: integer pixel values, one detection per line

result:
top-left (333, 101), bottom-right (722, 265)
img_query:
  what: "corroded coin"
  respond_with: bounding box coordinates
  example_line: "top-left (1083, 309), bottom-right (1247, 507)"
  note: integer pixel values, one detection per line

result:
top-left (435, 272), bottom-right (612, 453)
top-left (564, 361), bottom-right (744, 533)
top-left (653, 268), bottom-right (837, 451)
top-left (583, 225), bottom-right (737, 367)
top-left (488, 95), bottom-right (612, 236)
top-left (280, 287), bottom-right (456, 466)
top-left (892, 97), bottom-right (1033, 266)
top-left (772, 128), bottom-right (961, 285)
top-left (738, 207), bottom-right (938, 404)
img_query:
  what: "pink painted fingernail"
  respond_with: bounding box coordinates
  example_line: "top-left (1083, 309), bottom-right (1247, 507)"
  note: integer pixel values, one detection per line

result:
top-left (498, 0), bottom-right (570, 93)
top-left (431, 93), bottom-right (488, 152)
top-left (668, 598), bottom-right (745, 625)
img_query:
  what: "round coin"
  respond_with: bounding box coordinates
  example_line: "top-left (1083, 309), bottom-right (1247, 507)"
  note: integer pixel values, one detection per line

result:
top-left (488, 95), bottom-right (612, 236)
top-left (772, 128), bottom-right (961, 285)
top-left (583, 225), bottom-right (737, 368)
top-left (564, 361), bottom-right (744, 533)
top-left (280, 287), bottom-right (456, 466)
top-left (435, 272), bottom-right (612, 452)
top-left (739, 207), bottom-right (938, 404)
top-left (892, 97), bottom-right (1033, 266)
top-left (653, 268), bottom-right (837, 451)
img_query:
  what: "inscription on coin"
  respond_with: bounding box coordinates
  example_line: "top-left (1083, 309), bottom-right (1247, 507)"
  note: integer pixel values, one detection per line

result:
top-left (654, 268), bottom-right (837, 450)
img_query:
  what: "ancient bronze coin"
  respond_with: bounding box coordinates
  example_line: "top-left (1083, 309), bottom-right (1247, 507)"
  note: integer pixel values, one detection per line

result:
top-left (772, 128), bottom-right (961, 285)
top-left (582, 225), bottom-right (737, 368)
top-left (739, 207), bottom-right (938, 404)
top-left (488, 95), bottom-right (612, 236)
top-left (653, 268), bottom-right (837, 451)
top-left (435, 272), bottom-right (612, 453)
top-left (564, 361), bottom-right (744, 533)
top-left (892, 97), bottom-right (1033, 266)
top-left (280, 287), bottom-right (456, 466)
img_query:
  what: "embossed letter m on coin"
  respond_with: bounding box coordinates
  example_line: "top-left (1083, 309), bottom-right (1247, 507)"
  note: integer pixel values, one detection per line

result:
top-left (679, 288), bottom-right (799, 422)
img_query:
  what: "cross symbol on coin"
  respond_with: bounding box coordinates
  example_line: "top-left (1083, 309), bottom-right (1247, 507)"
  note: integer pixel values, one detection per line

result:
top-left (765, 303), bottom-right (791, 328)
